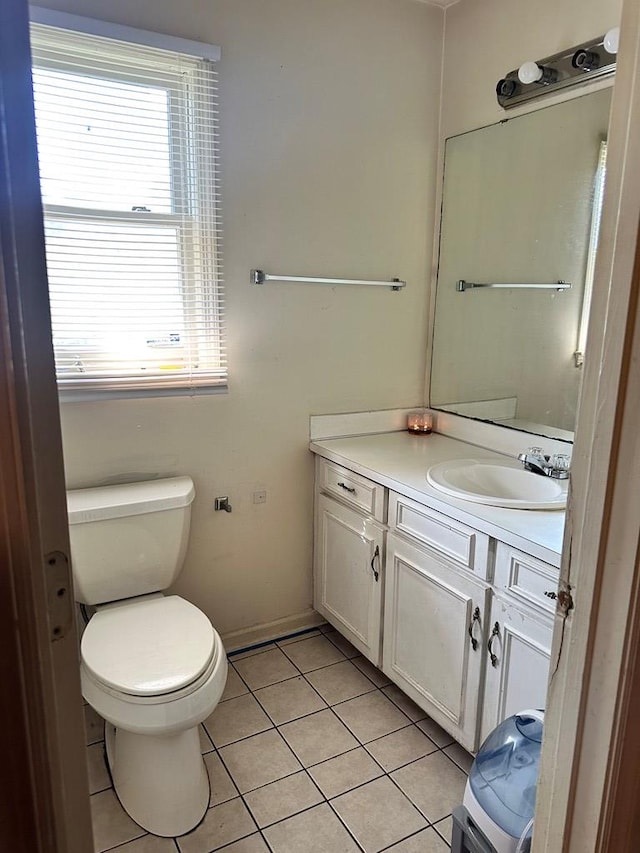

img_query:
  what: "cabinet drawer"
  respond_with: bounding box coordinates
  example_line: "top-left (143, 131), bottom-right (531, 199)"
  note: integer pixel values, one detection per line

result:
top-left (389, 492), bottom-right (490, 579)
top-left (494, 543), bottom-right (559, 615)
top-left (317, 458), bottom-right (385, 522)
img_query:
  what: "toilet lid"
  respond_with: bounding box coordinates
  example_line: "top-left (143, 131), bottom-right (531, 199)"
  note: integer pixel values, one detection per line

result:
top-left (81, 596), bottom-right (216, 697)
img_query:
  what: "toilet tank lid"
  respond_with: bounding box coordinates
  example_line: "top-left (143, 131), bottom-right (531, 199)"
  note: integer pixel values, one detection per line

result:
top-left (67, 476), bottom-right (195, 524)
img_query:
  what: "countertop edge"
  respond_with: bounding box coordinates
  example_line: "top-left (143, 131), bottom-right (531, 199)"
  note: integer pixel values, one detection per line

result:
top-left (310, 439), bottom-right (563, 569)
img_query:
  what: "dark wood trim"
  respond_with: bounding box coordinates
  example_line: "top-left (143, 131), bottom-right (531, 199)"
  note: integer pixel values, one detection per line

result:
top-left (595, 222), bottom-right (640, 852)
top-left (599, 552), bottom-right (640, 849)
top-left (0, 0), bottom-right (93, 849)
top-left (0, 243), bottom-right (51, 853)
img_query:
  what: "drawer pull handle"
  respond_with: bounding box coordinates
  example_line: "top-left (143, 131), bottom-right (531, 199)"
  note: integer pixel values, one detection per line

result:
top-left (468, 606), bottom-right (481, 651)
top-left (487, 622), bottom-right (500, 667)
top-left (337, 481), bottom-right (356, 494)
top-left (370, 545), bottom-right (380, 582)
top-left (544, 590), bottom-right (558, 600)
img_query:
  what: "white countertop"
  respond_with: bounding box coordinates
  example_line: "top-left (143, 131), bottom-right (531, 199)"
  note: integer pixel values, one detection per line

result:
top-left (310, 431), bottom-right (565, 567)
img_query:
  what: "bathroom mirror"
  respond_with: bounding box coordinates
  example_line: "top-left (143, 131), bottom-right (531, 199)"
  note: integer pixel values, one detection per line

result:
top-left (429, 87), bottom-right (612, 441)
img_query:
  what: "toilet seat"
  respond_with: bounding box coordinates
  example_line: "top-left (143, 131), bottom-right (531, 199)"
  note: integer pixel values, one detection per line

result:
top-left (82, 595), bottom-right (215, 698)
top-left (82, 647), bottom-right (220, 706)
top-left (81, 624), bottom-right (228, 737)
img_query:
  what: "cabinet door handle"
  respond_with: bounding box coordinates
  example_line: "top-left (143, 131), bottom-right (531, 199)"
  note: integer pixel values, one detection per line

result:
top-left (370, 545), bottom-right (380, 582)
top-left (487, 622), bottom-right (500, 667)
top-left (337, 481), bottom-right (356, 494)
top-left (468, 606), bottom-right (481, 651)
top-left (544, 590), bottom-right (557, 600)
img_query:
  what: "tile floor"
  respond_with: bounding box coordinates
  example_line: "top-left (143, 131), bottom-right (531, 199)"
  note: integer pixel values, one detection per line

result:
top-left (85, 625), bottom-right (473, 853)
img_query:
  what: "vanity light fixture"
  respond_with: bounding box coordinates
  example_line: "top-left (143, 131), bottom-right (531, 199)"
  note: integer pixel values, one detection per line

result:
top-left (496, 30), bottom-right (618, 109)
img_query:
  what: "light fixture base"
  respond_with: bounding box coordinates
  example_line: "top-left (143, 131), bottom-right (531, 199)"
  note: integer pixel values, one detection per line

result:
top-left (496, 34), bottom-right (616, 110)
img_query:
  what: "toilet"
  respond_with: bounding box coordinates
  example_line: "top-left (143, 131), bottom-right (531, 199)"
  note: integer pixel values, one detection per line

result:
top-left (67, 476), bottom-right (227, 838)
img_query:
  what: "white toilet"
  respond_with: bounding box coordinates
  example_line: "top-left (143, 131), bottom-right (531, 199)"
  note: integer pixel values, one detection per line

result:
top-left (67, 476), bottom-right (227, 838)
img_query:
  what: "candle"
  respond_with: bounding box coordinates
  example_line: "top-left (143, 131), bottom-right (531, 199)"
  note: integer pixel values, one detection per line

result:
top-left (407, 410), bottom-right (433, 434)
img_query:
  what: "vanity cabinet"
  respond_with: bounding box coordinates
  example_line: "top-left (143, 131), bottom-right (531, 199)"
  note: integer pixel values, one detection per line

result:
top-left (479, 596), bottom-right (553, 745)
top-left (313, 460), bottom-right (385, 664)
top-left (479, 543), bottom-right (555, 743)
top-left (313, 455), bottom-right (559, 752)
top-left (383, 532), bottom-right (490, 750)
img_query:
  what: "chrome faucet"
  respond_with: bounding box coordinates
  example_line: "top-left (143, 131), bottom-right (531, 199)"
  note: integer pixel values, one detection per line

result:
top-left (517, 447), bottom-right (570, 479)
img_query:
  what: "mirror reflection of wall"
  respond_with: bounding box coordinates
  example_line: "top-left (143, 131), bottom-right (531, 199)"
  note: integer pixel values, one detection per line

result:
top-left (430, 87), bottom-right (612, 440)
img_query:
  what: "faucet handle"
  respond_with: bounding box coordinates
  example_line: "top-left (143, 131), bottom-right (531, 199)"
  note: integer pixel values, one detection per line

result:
top-left (550, 453), bottom-right (571, 475)
top-left (526, 446), bottom-right (546, 460)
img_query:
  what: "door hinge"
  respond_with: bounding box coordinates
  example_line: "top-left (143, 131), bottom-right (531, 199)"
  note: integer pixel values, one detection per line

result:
top-left (44, 550), bottom-right (73, 642)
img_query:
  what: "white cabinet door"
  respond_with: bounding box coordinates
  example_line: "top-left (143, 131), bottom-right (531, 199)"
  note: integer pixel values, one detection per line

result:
top-left (480, 595), bottom-right (553, 745)
top-left (314, 493), bottom-right (384, 666)
top-left (383, 532), bottom-right (490, 751)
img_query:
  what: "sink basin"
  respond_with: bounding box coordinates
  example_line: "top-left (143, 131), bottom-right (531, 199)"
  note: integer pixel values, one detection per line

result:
top-left (426, 459), bottom-right (567, 510)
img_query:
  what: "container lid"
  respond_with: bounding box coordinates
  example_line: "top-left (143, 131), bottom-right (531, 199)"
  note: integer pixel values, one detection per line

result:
top-left (68, 476), bottom-right (195, 525)
top-left (81, 595), bottom-right (215, 696)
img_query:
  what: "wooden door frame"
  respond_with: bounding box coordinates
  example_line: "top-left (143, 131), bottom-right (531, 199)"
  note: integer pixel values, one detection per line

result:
top-left (3, 0), bottom-right (640, 848)
top-left (533, 0), bottom-right (640, 848)
top-left (0, 0), bottom-right (93, 850)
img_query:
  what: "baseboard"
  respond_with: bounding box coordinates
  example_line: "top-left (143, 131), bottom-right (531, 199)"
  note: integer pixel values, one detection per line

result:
top-left (220, 609), bottom-right (325, 652)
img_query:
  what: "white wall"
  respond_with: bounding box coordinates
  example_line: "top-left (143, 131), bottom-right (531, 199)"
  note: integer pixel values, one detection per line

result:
top-left (44, 0), bottom-right (443, 643)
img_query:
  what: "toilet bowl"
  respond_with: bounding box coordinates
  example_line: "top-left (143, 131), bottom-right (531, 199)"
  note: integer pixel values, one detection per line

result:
top-left (67, 477), bottom-right (227, 837)
top-left (81, 595), bottom-right (227, 836)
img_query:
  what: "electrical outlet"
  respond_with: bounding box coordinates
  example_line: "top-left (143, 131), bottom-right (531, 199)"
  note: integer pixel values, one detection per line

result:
top-left (252, 490), bottom-right (267, 505)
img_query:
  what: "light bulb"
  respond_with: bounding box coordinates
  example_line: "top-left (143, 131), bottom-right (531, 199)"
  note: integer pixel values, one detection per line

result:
top-left (518, 61), bottom-right (543, 84)
top-left (604, 26), bottom-right (620, 54)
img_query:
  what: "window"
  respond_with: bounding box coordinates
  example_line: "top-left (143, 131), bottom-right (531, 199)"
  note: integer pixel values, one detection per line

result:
top-left (574, 140), bottom-right (607, 368)
top-left (30, 18), bottom-right (224, 397)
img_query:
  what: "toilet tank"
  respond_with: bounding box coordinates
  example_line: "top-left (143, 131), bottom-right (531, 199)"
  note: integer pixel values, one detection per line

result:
top-left (67, 476), bottom-right (196, 605)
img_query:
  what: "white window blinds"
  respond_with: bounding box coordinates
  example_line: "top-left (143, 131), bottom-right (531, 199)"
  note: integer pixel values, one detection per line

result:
top-left (30, 22), bottom-right (224, 395)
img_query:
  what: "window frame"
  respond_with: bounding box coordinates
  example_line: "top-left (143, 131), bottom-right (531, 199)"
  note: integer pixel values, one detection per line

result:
top-left (30, 14), bottom-right (224, 401)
